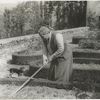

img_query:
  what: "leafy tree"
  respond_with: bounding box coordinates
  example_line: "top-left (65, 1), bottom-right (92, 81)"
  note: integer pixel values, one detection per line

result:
top-left (3, 1), bottom-right (41, 38)
top-left (3, 9), bottom-right (11, 37)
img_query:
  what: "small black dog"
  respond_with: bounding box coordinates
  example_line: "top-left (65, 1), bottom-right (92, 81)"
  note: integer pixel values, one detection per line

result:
top-left (9, 67), bottom-right (25, 77)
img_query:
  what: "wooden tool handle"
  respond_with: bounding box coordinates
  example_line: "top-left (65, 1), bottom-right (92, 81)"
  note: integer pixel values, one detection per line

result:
top-left (10, 64), bottom-right (46, 97)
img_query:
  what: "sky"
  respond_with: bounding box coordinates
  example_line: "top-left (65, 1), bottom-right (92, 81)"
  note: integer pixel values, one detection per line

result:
top-left (0, 0), bottom-right (98, 4)
top-left (0, 0), bottom-right (98, 14)
top-left (0, 0), bottom-right (34, 4)
top-left (0, 0), bottom-right (37, 14)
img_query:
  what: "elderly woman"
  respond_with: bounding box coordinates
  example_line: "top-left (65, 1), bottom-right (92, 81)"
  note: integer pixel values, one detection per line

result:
top-left (38, 26), bottom-right (73, 83)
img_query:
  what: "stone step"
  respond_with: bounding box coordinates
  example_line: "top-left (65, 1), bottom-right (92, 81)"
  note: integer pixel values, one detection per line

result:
top-left (73, 58), bottom-right (100, 64)
top-left (73, 48), bottom-right (100, 58)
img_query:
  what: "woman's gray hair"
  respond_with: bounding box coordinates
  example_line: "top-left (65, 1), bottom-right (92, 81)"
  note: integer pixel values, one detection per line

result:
top-left (38, 26), bottom-right (50, 35)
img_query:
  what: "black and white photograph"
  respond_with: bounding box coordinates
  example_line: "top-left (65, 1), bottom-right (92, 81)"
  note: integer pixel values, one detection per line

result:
top-left (0, 0), bottom-right (100, 99)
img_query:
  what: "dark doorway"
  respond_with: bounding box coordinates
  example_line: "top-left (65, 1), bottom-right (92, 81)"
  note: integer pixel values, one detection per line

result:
top-left (68, 1), bottom-right (87, 28)
top-left (43, 1), bottom-right (87, 30)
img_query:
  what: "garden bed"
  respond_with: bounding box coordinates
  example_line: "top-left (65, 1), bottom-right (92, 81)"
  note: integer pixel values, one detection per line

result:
top-left (72, 36), bottom-right (88, 44)
top-left (0, 77), bottom-right (72, 90)
top-left (0, 75), bottom-right (100, 92)
top-left (11, 50), bottom-right (43, 65)
top-left (0, 27), bottom-right (99, 99)
top-left (28, 63), bottom-right (100, 89)
top-left (73, 48), bottom-right (100, 64)
top-left (11, 47), bottom-right (100, 65)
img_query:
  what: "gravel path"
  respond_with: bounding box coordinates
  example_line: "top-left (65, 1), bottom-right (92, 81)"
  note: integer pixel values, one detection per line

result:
top-left (0, 84), bottom-right (94, 99)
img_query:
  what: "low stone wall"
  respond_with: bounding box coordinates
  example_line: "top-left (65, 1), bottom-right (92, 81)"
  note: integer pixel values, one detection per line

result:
top-left (12, 50), bottom-right (43, 65)
top-left (57, 27), bottom-right (89, 36)
top-left (55, 27), bottom-right (89, 42)
top-left (0, 27), bottom-right (89, 50)
top-left (0, 34), bottom-right (33, 44)
top-left (0, 34), bottom-right (39, 50)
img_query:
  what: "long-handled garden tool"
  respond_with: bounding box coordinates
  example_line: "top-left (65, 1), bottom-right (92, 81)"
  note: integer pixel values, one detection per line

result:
top-left (10, 63), bottom-right (48, 97)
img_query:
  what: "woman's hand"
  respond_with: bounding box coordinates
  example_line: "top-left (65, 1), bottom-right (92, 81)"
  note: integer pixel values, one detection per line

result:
top-left (43, 54), bottom-right (48, 65)
top-left (48, 56), bottom-right (53, 62)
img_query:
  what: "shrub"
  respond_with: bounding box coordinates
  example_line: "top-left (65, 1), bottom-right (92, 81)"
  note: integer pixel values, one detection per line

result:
top-left (79, 39), bottom-right (100, 50)
top-left (86, 30), bottom-right (100, 40)
top-left (87, 31), bottom-right (97, 40)
top-left (95, 30), bottom-right (100, 40)
top-left (27, 36), bottom-right (42, 51)
top-left (79, 30), bottom-right (100, 50)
